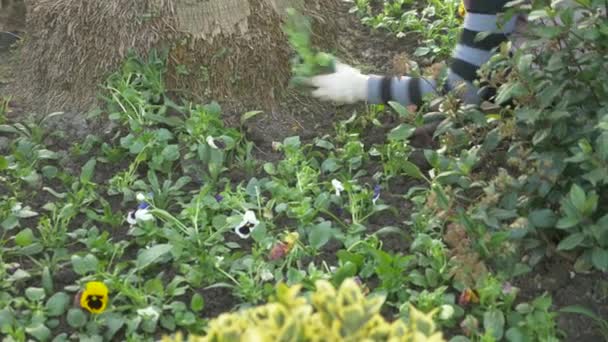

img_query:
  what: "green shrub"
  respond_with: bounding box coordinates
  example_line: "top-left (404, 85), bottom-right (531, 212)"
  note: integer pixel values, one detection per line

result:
top-left (477, 0), bottom-right (608, 271)
top-left (161, 278), bottom-right (446, 341)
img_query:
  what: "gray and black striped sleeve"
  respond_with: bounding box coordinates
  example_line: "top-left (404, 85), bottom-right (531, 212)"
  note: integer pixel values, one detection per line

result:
top-left (366, 0), bottom-right (518, 106)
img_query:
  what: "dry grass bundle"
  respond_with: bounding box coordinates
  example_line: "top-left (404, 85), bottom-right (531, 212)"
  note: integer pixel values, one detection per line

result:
top-left (11, 0), bottom-right (339, 114)
top-left (0, 0), bottom-right (26, 33)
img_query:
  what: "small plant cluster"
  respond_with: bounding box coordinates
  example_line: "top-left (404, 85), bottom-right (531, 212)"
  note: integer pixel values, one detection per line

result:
top-left (350, 0), bottom-right (463, 60)
top-left (283, 8), bottom-right (337, 86)
top-left (162, 278), bottom-right (445, 341)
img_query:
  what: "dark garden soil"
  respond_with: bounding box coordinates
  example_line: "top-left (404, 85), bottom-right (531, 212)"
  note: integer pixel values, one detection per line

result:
top-left (1, 2), bottom-right (607, 340)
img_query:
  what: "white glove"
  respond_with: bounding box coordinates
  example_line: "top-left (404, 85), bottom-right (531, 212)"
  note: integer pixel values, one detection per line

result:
top-left (308, 62), bottom-right (370, 104)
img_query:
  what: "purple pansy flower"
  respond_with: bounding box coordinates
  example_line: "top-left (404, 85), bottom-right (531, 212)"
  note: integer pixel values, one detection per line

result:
top-left (372, 185), bottom-right (381, 205)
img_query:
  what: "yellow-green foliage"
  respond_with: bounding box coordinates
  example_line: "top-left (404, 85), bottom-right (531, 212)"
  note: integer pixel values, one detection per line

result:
top-left (162, 278), bottom-right (445, 342)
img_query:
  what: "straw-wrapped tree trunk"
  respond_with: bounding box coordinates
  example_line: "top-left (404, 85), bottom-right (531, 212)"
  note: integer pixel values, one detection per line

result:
top-left (0, 0), bottom-right (26, 50)
top-left (10, 0), bottom-right (339, 113)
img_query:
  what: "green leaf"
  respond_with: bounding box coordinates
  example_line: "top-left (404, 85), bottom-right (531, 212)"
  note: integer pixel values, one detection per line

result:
top-left (516, 54), bottom-right (534, 73)
top-left (532, 129), bottom-right (550, 145)
top-left (591, 247), bottom-right (608, 271)
top-left (482, 128), bottom-right (502, 152)
top-left (16, 207), bottom-right (39, 218)
top-left (0, 155), bottom-right (8, 170)
top-left (505, 327), bottom-right (526, 342)
top-left (388, 101), bottom-right (412, 117)
top-left (144, 278), bottom-right (164, 296)
top-left (402, 160), bottom-right (424, 179)
top-left (80, 158), bottom-right (97, 183)
top-left (414, 46), bottom-right (431, 57)
top-left (308, 222), bottom-right (333, 249)
top-left (372, 226), bottom-right (407, 238)
top-left (425, 268), bottom-right (439, 287)
top-left (321, 158), bottom-right (341, 173)
top-left (597, 132), bottom-right (608, 160)
top-left (1, 215), bottom-right (18, 230)
top-left (283, 136), bottom-right (301, 148)
top-left (15, 228), bottom-right (35, 247)
top-left (528, 209), bottom-right (557, 228)
top-left (496, 82), bottom-right (526, 105)
top-left (251, 222), bottom-right (267, 242)
top-left (66, 308), bottom-right (87, 328)
top-left (263, 162), bottom-right (277, 175)
top-left (559, 305), bottom-right (603, 321)
top-left (104, 313), bottom-right (126, 340)
top-left (432, 184), bottom-right (450, 210)
top-left (161, 145), bottom-right (180, 161)
top-left (190, 293), bottom-right (205, 312)
top-left (556, 215), bottom-right (580, 230)
top-left (331, 261), bottom-right (358, 285)
top-left (0, 308), bottom-right (14, 329)
top-left (240, 110), bottom-right (263, 125)
top-left (71, 254), bottom-right (99, 275)
top-left (515, 108), bottom-right (541, 123)
top-left (409, 271), bottom-right (427, 287)
top-left (26, 323), bottom-right (51, 341)
top-left (136, 244), bottom-right (173, 269)
top-left (151, 112), bottom-right (185, 127)
top-left (45, 292), bottom-right (71, 317)
top-left (25, 287), bottom-right (46, 301)
top-left (556, 233), bottom-right (585, 251)
top-left (387, 124), bottom-right (416, 141)
top-left (37, 149), bottom-right (58, 160)
top-left (42, 266), bottom-right (54, 294)
top-left (569, 184), bottom-right (586, 213)
top-left (483, 309), bottom-right (505, 340)
top-left (42, 165), bottom-right (58, 179)
top-left (534, 25), bottom-right (563, 39)
top-left (315, 139), bottom-right (335, 150)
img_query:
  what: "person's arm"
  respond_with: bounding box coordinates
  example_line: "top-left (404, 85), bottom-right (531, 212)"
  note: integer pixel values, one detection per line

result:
top-left (309, 0), bottom-right (518, 106)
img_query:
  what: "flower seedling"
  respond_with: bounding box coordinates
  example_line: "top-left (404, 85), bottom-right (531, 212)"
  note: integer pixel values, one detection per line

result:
top-left (284, 8), bottom-right (337, 87)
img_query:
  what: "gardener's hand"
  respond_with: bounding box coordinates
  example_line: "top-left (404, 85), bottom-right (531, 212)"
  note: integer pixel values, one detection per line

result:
top-left (307, 62), bottom-right (370, 104)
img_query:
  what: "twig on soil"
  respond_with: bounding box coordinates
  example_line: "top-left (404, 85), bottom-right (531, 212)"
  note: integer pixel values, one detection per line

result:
top-left (0, 32), bottom-right (21, 39)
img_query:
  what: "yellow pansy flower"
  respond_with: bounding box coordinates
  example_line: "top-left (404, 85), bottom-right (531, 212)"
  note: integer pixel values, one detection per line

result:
top-left (283, 232), bottom-right (299, 250)
top-left (80, 281), bottom-right (109, 314)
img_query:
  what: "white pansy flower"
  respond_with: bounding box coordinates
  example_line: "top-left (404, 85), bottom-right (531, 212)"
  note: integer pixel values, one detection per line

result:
top-left (234, 210), bottom-right (260, 239)
top-left (260, 269), bottom-right (274, 282)
top-left (206, 136), bottom-right (219, 149)
top-left (215, 256), bottom-right (224, 268)
top-left (439, 304), bottom-right (454, 320)
top-left (126, 201), bottom-right (153, 225)
top-left (137, 306), bottom-right (160, 320)
top-left (331, 179), bottom-right (344, 196)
